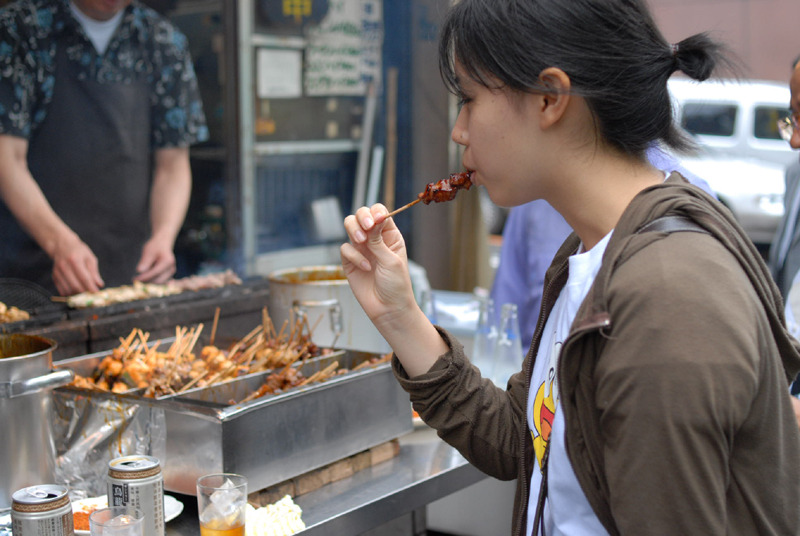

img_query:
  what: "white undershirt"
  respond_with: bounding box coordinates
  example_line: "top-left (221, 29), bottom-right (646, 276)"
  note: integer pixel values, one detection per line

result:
top-left (69, 1), bottom-right (124, 55)
top-left (526, 231), bottom-right (613, 536)
top-left (525, 170), bottom-right (670, 535)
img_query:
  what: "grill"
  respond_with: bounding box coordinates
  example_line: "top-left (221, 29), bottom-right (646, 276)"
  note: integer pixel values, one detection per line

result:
top-left (0, 278), bottom-right (64, 316)
top-left (1, 278), bottom-right (271, 361)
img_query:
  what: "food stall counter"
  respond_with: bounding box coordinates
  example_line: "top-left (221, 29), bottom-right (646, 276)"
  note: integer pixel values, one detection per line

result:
top-left (164, 426), bottom-right (486, 535)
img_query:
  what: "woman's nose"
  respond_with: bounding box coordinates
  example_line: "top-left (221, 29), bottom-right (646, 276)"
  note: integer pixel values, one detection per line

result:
top-left (451, 128), bottom-right (466, 145)
top-left (451, 115), bottom-right (468, 145)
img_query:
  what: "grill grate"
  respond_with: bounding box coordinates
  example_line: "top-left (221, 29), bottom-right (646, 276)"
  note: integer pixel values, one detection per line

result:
top-left (0, 278), bottom-right (56, 312)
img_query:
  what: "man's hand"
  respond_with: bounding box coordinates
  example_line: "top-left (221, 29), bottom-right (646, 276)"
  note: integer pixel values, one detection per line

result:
top-left (0, 135), bottom-right (104, 295)
top-left (135, 235), bottom-right (177, 283)
top-left (51, 233), bottom-right (104, 295)
top-left (135, 147), bottom-right (190, 284)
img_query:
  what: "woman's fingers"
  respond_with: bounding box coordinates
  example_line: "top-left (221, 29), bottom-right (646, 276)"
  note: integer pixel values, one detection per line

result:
top-left (340, 241), bottom-right (371, 272)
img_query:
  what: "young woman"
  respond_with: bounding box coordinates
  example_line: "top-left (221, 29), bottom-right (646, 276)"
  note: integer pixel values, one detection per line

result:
top-left (341, 0), bottom-right (800, 534)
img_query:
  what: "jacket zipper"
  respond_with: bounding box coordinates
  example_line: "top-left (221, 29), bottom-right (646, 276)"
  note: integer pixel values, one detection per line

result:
top-left (552, 312), bottom-right (611, 533)
top-left (516, 262), bottom-right (568, 536)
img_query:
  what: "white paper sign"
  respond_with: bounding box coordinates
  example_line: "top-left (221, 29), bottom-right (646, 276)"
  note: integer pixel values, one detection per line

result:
top-left (257, 48), bottom-right (303, 98)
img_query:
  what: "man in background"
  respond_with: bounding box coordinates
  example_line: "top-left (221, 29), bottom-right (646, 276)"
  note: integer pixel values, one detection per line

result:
top-left (0, 0), bottom-right (208, 295)
top-left (768, 56), bottom-right (800, 299)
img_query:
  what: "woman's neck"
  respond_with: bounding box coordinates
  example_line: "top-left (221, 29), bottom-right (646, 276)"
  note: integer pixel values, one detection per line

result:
top-left (548, 150), bottom-right (663, 250)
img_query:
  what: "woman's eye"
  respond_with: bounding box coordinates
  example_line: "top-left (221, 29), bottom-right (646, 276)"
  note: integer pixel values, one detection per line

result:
top-left (458, 97), bottom-right (472, 108)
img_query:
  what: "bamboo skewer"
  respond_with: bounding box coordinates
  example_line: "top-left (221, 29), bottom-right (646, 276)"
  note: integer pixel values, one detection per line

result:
top-left (297, 362), bottom-right (339, 387)
top-left (75, 301), bottom-right (368, 399)
top-left (385, 197), bottom-right (421, 218)
top-left (185, 323), bottom-right (204, 356)
top-left (210, 307), bottom-right (220, 346)
top-left (178, 369), bottom-right (208, 393)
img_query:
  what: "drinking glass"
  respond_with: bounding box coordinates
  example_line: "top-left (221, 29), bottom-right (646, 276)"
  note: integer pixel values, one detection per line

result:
top-left (196, 473), bottom-right (247, 536)
top-left (89, 506), bottom-right (144, 536)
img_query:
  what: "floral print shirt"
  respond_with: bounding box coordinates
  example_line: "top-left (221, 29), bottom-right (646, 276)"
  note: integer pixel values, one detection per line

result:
top-left (0, 0), bottom-right (208, 148)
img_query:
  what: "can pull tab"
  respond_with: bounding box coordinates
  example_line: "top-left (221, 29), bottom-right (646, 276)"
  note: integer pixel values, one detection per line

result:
top-left (120, 460), bottom-right (146, 469)
top-left (29, 489), bottom-right (58, 500)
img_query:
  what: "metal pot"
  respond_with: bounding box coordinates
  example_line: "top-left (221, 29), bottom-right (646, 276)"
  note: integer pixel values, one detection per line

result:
top-left (0, 334), bottom-right (74, 512)
top-left (267, 265), bottom-right (390, 355)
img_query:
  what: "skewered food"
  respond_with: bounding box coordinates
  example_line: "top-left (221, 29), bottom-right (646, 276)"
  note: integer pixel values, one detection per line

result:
top-left (418, 171), bottom-right (474, 204)
top-left (386, 171), bottom-right (474, 217)
top-left (67, 307), bottom-right (330, 397)
top-left (62, 270), bottom-right (242, 308)
top-left (237, 352), bottom-right (391, 404)
top-left (0, 301), bottom-right (30, 324)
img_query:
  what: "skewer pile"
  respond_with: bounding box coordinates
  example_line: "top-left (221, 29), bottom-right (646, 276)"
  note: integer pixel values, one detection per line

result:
top-left (68, 307), bottom-right (331, 398)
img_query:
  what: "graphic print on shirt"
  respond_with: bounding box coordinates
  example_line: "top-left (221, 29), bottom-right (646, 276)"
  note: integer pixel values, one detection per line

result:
top-left (531, 340), bottom-right (561, 468)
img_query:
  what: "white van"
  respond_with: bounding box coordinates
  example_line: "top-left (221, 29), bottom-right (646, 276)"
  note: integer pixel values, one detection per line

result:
top-left (669, 78), bottom-right (795, 167)
top-left (669, 78), bottom-right (795, 245)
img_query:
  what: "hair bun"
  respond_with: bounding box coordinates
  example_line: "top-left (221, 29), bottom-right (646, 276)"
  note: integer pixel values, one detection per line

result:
top-left (672, 32), bottom-right (721, 81)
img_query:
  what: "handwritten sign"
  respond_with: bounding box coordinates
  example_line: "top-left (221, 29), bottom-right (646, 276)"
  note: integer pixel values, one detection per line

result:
top-left (305, 0), bottom-right (383, 96)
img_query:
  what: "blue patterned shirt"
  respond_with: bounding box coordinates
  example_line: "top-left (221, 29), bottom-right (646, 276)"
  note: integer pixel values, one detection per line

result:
top-left (0, 0), bottom-right (208, 148)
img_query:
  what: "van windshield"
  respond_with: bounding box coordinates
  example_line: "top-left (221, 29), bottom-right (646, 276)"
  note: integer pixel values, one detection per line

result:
top-left (681, 103), bottom-right (737, 137)
top-left (754, 106), bottom-right (789, 140)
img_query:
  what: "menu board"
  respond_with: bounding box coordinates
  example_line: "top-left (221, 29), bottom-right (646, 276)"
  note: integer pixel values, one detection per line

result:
top-left (304, 0), bottom-right (383, 96)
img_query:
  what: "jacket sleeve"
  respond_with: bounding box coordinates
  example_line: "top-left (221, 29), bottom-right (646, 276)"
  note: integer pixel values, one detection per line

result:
top-left (594, 234), bottom-right (770, 534)
top-left (393, 327), bottom-right (528, 481)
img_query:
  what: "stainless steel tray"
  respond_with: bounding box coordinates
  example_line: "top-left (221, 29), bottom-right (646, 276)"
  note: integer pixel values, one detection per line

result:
top-left (55, 349), bottom-right (412, 496)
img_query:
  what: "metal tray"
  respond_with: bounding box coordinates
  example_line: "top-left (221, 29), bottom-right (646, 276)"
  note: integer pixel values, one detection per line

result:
top-left (55, 348), bottom-right (412, 496)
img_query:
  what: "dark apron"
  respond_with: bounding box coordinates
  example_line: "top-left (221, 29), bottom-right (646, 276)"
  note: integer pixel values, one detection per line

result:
top-left (0, 45), bottom-right (151, 294)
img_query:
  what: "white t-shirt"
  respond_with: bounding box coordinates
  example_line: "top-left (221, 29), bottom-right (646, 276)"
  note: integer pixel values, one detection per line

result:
top-left (69, 1), bottom-right (125, 55)
top-left (526, 231), bottom-right (613, 536)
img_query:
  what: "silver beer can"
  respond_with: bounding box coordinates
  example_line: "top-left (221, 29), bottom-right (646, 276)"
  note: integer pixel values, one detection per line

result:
top-left (11, 484), bottom-right (74, 536)
top-left (107, 455), bottom-right (165, 536)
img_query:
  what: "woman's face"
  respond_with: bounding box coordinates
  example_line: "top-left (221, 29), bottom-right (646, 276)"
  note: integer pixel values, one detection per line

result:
top-left (72, 0), bottom-right (132, 21)
top-left (450, 66), bottom-right (545, 208)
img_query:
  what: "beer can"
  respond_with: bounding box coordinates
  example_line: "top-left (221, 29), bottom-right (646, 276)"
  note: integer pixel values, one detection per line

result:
top-left (11, 484), bottom-right (74, 536)
top-left (107, 455), bottom-right (164, 536)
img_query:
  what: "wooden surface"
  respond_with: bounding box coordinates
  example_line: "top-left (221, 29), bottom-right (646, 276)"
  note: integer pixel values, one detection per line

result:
top-left (248, 438), bottom-right (401, 506)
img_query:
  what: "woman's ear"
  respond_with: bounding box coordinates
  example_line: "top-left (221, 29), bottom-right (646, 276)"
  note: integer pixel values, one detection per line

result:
top-left (537, 67), bottom-right (571, 130)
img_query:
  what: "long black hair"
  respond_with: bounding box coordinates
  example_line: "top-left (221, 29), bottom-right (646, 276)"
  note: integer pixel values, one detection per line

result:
top-left (438, 0), bottom-right (731, 157)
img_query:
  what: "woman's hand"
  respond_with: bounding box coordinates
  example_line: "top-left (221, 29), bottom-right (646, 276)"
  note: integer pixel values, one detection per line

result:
top-left (341, 204), bottom-right (449, 377)
top-left (340, 204), bottom-right (416, 330)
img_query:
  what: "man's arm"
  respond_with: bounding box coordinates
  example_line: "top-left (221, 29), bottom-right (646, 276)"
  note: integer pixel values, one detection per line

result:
top-left (135, 146), bottom-right (191, 283)
top-left (0, 134), bottom-right (103, 295)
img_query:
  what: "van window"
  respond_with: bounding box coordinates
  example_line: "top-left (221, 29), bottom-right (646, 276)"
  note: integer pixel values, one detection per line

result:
top-left (681, 103), bottom-right (737, 137)
top-left (754, 106), bottom-right (789, 140)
